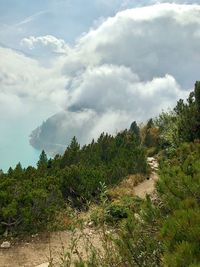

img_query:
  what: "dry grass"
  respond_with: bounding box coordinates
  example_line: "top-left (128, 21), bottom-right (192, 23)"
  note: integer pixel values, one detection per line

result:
top-left (108, 174), bottom-right (146, 200)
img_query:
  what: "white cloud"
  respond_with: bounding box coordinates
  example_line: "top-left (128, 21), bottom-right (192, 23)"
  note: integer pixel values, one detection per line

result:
top-left (0, 46), bottom-right (68, 122)
top-left (21, 35), bottom-right (70, 55)
top-left (30, 71), bottom-right (185, 155)
top-left (1, 3), bottom-right (200, 155)
top-left (68, 3), bottom-right (200, 88)
top-left (66, 65), bottom-right (182, 115)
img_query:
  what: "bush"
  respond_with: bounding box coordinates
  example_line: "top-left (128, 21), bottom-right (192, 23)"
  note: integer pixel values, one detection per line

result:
top-left (0, 129), bottom-right (148, 236)
top-left (105, 201), bottom-right (129, 223)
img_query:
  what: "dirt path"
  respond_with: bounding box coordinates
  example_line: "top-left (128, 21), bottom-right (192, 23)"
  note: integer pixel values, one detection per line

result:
top-left (0, 228), bottom-right (101, 267)
top-left (0, 157), bottom-right (158, 267)
top-left (133, 157), bottom-right (159, 198)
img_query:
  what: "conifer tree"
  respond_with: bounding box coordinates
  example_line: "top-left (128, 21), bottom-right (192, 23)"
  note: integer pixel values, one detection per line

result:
top-left (130, 121), bottom-right (141, 143)
top-left (60, 136), bottom-right (80, 167)
top-left (37, 150), bottom-right (48, 171)
top-left (194, 81), bottom-right (200, 112)
top-left (144, 118), bottom-right (154, 147)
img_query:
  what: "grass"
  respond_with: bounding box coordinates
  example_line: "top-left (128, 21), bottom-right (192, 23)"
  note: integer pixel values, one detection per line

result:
top-left (107, 174), bottom-right (146, 200)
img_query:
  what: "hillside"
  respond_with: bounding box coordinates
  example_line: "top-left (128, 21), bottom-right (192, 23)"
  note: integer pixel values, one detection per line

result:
top-left (0, 157), bottom-right (158, 267)
top-left (1, 81), bottom-right (200, 266)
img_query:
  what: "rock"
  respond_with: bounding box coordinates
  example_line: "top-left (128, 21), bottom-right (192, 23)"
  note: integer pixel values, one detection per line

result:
top-left (32, 233), bottom-right (39, 238)
top-left (88, 221), bottom-right (94, 227)
top-left (1, 241), bottom-right (11, 249)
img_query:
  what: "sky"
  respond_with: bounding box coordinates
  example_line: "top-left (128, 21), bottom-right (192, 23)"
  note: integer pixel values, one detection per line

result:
top-left (0, 0), bottom-right (200, 171)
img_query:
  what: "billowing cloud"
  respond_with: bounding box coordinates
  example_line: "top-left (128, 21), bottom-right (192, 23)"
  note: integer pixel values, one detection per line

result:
top-left (67, 65), bottom-right (182, 115)
top-left (0, 46), bottom-right (68, 117)
top-left (2, 3), bottom-right (200, 157)
top-left (21, 35), bottom-right (70, 55)
top-left (67, 3), bottom-right (200, 89)
top-left (30, 3), bottom-right (200, 154)
top-left (30, 72), bottom-right (185, 155)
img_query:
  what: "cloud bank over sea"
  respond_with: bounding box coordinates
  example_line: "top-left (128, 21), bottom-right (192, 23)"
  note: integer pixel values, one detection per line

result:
top-left (1, 2), bottom-right (200, 159)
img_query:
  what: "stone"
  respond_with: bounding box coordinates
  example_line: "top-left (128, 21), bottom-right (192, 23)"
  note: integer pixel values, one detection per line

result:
top-left (1, 241), bottom-right (11, 249)
top-left (88, 221), bottom-right (93, 227)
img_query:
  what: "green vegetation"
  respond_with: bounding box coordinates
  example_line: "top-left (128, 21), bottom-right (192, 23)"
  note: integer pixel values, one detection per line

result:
top-left (110, 142), bottom-right (200, 266)
top-left (155, 81), bottom-right (200, 150)
top-left (1, 81), bottom-right (200, 266)
top-left (53, 81), bottom-right (200, 266)
top-left (0, 128), bottom-right (147, 235)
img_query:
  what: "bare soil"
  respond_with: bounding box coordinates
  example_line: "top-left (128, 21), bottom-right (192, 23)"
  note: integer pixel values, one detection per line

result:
top-left (0, 228), bottom-right (101, 267)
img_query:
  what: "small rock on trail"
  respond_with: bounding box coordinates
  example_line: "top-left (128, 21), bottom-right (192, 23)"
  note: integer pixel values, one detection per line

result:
top-left (0, 241), bottom-right (11, 249)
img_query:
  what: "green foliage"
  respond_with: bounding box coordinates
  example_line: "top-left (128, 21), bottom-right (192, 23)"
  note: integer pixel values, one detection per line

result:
top-left (76, 133), bottom-right (200, 267)
top-left (155, 110), bottom-right (179, 150)
top-left (60, 136), bottom-right (80, 168)
top-left (130, 120), bottom-right (141, 144)
top-left (155, 81), bottom-right (200, 149)
top-left (59, 130), bottom-right (147, 208)
top-left (0, 166), bottom-right (63, 235)
top-left (142, 118), bottom-right (160, 149)
top-left (116, 214), bottom-right (162, 267)
top-left (0, 129), bottom-right (147, 236)
top-left (195, 81), bottom-right (200, 112)
top-left (105, 201), bottom-right (129, 223)
top-left (48, 82), bottom-right (200, 267)
top-left (79, 141), bottom-right (200, 267)
top-left (4, 80), bottom-right (200, 267)
top-left (156, 142), bottom-right (200, 266)
top-left (37, 150), bottom-right (48, 172)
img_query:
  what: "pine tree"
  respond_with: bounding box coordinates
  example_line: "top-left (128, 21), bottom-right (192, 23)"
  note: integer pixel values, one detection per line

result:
top-left (60, 136), bottom-right (80, 167)
top-left (144, 118), bottom-right (154, 147)
top-left (130, 121), bottom-right (141, 143)
top-left (37, 150), bottom-right (48, 171)
top-left (194, 81), bottom-right (200, 112)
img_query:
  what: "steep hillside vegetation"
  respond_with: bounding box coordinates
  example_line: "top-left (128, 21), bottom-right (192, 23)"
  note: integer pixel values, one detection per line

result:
top-left (53, 81), bottom-right (200, 267)
top-left (0, 128), bottom-right (147, 236)
top-left (1, 82), bottom-right (200, 267)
